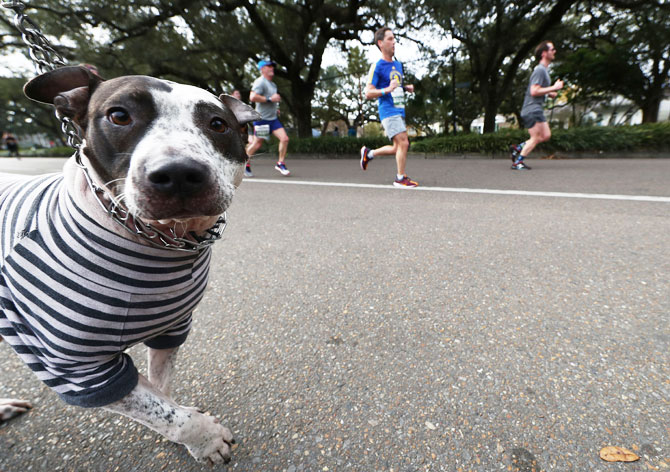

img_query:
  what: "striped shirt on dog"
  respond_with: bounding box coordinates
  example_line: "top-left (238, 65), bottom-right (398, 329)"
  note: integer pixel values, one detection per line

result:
top-left (0, 174), bottom-right (211, 407)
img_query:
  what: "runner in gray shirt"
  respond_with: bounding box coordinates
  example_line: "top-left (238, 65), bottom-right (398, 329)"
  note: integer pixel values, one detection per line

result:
top-left (509, 41), bottom-right (564, 170)
top-left (245, 59), bottom-right (290, 177)
top-left (252, 75), bottom-right (278, 121)
top-left (521, 64), bottom-right (551, 117)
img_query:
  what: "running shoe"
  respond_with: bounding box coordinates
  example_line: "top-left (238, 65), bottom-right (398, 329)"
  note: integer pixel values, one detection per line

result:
top-left (275, 162), bottom-right (290, 176)
top-left (509, 144), bottom-right (522, 162)
top-left (511, 161), bottom-right (531, 170)
top-left (360, 145), bottom-right (373, 170)
top-left (244, 164), bottom-right (253, 177)
top-left (393, 175), bottom-right (419, 188)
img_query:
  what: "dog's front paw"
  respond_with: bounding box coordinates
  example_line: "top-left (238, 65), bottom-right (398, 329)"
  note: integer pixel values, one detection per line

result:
top-left (179, 411), bottom-right (234, 464)
top-left (0, 398), bottom-right (32, 422)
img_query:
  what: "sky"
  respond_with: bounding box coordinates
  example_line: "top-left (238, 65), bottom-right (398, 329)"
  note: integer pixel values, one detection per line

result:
top-left (1, 50), bottom-right (34, 77)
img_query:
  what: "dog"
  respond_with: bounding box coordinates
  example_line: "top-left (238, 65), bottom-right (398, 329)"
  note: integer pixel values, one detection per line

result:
top-left (0, 65), bottom-right (259, 464)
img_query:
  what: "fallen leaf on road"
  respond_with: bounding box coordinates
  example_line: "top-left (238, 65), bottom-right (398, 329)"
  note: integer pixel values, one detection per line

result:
top-left (600, 446), bottom-right (640, 462)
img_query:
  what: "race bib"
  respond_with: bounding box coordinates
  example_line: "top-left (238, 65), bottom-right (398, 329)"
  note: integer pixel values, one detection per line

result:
top-left (391, 86), bottom-right (405, 109)
top-left (254, 124), bottom-right (270, 138)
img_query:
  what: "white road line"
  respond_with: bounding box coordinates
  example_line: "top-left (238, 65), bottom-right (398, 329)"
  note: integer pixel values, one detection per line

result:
top-left (243, 178), bottom-right (670, 203)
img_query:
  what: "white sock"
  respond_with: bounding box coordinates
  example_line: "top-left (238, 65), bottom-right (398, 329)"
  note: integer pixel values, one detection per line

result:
top-left (368, 150), bottom-right (374, 158)
top-left (396, 174), bottom-right (404, 180)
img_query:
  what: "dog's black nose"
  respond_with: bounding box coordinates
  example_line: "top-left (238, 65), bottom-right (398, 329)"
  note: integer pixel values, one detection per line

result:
top-left (146, 161), bottom-right (210, 196)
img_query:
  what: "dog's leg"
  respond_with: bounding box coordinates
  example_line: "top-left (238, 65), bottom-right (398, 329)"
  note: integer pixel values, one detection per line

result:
top-left (104, 375), bottom-right (234, 464)
top-left (0, 399), bottom-right (32, 422)
top-left (148, 347), bottom-right (179, 397)
top-left (148, 347), bottom-right (201, 414)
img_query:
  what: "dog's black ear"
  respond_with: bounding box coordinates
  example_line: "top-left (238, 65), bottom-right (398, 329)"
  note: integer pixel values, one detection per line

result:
top-left (24, 65), bottom-right (105, 128)
top-left (24, 65), bottom-right (104, 105)
top-left (219, 94), bottom-right (261, 125)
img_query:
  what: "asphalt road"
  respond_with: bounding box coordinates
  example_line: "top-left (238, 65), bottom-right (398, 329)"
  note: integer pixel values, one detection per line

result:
top-left (1, 156), bottom-right (669, 472)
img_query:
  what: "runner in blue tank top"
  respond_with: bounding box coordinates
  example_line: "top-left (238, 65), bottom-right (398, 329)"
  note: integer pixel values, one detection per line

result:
top-left (359, 27), bottom-right (418, 188)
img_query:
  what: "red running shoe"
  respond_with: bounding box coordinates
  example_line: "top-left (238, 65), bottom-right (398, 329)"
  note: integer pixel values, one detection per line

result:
top-left (393, 175), bottom-right (419, 188)
top-left (360, 146), bottom-right (373, 170)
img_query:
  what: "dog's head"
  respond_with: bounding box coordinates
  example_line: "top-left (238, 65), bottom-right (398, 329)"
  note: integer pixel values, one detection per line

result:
top-left (24, 66), bottom-right (260, 223)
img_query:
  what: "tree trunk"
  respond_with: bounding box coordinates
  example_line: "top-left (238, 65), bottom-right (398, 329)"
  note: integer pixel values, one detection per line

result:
top-left (479, 80), bottom-right (500, 134)
top-left (295, 104), bottom-right (313, 138)
top-left (483, 94), bottom-right (498, 133)
top-left (291, 80), bottom-right (315, 138)
top-left (641, 97), bottom-right (661, 123)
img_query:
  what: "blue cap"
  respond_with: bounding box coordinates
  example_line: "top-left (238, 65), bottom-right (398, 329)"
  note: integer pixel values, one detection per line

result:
top-left (257, 59), bottom-right (275, 70)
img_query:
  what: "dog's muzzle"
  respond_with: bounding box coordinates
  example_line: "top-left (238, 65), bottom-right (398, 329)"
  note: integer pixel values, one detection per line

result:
top-left (75, 151), bottom-right (227, 252)
top-left (133, 157), bottom-right (232, 221)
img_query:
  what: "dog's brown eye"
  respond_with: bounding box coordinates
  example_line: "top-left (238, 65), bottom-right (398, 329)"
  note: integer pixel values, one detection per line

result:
top-left (210, 118), bottom-right (227, 133)
top-left (109, 109), bottom-right (132, 126)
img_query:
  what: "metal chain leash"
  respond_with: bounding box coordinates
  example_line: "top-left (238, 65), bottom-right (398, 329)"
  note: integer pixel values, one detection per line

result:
top-left (2, 0), bottom-right (65, 74)
top-left (1, 0), bottom-right (227, 252)
top-left (2, 0), bottom-right (84, 150)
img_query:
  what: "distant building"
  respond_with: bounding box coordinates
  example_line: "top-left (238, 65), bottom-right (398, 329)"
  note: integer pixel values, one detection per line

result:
top-left (470, 114), bottom-right (511, 134)
top-left (549, 94), bottom-right (670, 127)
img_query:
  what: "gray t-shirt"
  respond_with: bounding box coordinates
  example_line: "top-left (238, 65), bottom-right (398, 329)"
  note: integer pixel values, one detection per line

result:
top-left (521, 64), bottom-right (551, 116)
top-left (251, 76), bottom-right (278, 121)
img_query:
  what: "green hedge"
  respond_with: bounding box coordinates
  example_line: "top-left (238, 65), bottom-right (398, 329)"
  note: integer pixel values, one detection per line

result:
top-left (268, 123), bottom-right (670, 155)
top-left (31, 146), bottom-right (74, 157)
top-left (541, 123), bottom-right (670, 152)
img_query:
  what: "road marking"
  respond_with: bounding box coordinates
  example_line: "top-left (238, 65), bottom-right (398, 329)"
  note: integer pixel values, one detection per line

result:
top-left (244, 178), bottom-right (670, 203)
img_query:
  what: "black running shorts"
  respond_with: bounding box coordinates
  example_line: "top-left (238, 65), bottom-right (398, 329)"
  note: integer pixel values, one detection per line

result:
top-left (521, 110), bottom-right (547, 129)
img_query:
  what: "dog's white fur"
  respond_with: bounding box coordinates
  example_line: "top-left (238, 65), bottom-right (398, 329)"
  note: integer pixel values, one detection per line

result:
top-left (0, 398), bottom-right (32, 422)
top-left (105, 347), bottom-right (235, 464)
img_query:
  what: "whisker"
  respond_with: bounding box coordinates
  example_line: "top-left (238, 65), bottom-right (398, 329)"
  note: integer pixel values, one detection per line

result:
top-left (102, 177), bottom-right (127, 205)
top-left (104, 178), bottom-right (126, 189)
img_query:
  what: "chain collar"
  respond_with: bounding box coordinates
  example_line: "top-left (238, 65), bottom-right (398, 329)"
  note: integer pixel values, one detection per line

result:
top-left (74, 150), bottom-right (227, 253)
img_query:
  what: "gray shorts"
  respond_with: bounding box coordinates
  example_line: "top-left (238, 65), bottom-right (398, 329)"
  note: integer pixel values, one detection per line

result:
top-left (381, 114), bottom-right (407, 140)
top-left (521, 110), bottom-right (546, 129)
